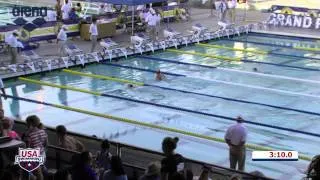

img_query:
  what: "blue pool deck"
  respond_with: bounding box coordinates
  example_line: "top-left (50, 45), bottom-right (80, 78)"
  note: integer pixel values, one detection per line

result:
top-left (3, 32), bottom-right (320, 179)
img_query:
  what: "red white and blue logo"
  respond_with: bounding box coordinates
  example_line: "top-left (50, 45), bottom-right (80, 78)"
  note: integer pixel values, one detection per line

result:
top-left (14, 148), bottom-right (44, 172)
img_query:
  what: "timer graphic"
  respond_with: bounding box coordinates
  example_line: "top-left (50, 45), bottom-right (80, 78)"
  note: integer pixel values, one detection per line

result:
top-left (252, 151), bottom-right (299, 161)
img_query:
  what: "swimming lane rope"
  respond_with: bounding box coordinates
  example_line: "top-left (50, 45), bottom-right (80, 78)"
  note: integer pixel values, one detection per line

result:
top-left (139, 56), bottom-right (320, 84)
top-left (167, 49), bottom-right (320, 71)
top-left (197, 43), bottom-right (269, 54)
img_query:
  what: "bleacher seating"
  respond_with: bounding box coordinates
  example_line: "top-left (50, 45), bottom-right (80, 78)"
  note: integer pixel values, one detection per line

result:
top-left (10, 120), bottom-right (271, 180)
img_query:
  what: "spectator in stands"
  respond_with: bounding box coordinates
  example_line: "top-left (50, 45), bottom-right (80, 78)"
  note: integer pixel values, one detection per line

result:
top-left (103, 156), bottom-right (128, 180)
top-left (7, 31), bottom-right (19, 65)
top-left (307, 155), bottom-right (320, 180)
top-left (69, 8), bottom-right (78, 21)
top-left (0, 165), bottom-right (21, 180)
top-left (23, 115), bottom-right (48, 180)
top-left (61, 0), bottom-right (71, 20)
top-left (160, 137), bottom-right (185, 180)
top-left (0, 109), bottom-right (14, 130)
top-left (227, 0), bottom-right (237, 24)
top-left (155, 9), bottom-right (161, 40)
top-left (145, 8), bottom-right (161, 41)
top-left (89, 17), bottom-right (99, 52)
top-left (54, 168), bottom-right (72, 180)
top-left (139, 162), bottom-right (161, 180)
top-left (56, 125), bottom-right (85, 152)
top-left (1, 118), bottom-right (19, 139)
top-left (224, 116), bottom-right (247, 171)
top-left (249, 171), bottom-right (265, 179)
top-left (229, 174), bottom-right (242, 180)
top-left (47, 9), bottom-right (57, 22)
top-left (170, 172), bottom-right (185, 180)
top-left (55, 0), bottom-right (62, 20)
top-left (98, 4), bottom-right (106, 15)
top-left (57, 25), bottom-right (68, 57)
top-left (72, 151), bottom-right (98, 180)
top-left (75, 2), bottom-right (82, 15)
top-left (217, 0), bottom-right (227, 22)
top-left (185, 169), bottom-right (193, 180)
top-left (198, 166), bottom-right (211, 180)
top-left (96, 139), bottom-right (112, 179)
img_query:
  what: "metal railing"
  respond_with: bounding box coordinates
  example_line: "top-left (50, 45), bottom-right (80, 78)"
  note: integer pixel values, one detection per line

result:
top-left (13, 120), bottom-right (272, 180)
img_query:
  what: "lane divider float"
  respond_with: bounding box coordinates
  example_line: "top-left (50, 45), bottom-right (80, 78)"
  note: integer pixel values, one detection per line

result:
top-left (294, 46), bottom-right (320, 52)
top-left (167, 49), bottom-right (242, 61)
top-left (168, 48), bottom-right (320, 71)
top-left (140, 56), bottom-right (320, 84)
top-left (197, 43), bottom-right (269, 54)
top-left (62, 69), bottom-right (144, 86)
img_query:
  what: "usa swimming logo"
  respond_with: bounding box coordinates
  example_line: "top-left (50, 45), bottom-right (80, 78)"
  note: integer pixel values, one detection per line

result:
top-left (15, 148), bottom-right (44, 172)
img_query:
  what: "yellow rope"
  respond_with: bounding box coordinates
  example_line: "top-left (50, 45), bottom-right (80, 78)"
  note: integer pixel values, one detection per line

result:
top-left (19, 77), bottom-right (101, 96)
top-left (198, 43), bottom-right (269, 54)
top-left (19, 77), bottom-right (311, 161)
top-left (294, 46), bottom-right (320, 52)
top-left (167, 49), bottom-right (242, 61)
top-left (63, 69), bottom-right (144, 86)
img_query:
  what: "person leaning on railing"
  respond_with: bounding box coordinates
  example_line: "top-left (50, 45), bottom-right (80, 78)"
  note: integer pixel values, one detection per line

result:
top-left (22, 115), bottom-right (48, 180)
top-left (95, 139), bottom-right (112, 179)
top-left (55, 0), bottom-right (62, 21)
top-left (160, 137), bottom-right (185, 180)
top-left (102, 156), bottom-right (128, 180)
top-left (56, 125), bottom-right (85, 152)
top-left (306, 155), bottom-right (320, 180)
top-left (139, 162), bottom-right (161, 180)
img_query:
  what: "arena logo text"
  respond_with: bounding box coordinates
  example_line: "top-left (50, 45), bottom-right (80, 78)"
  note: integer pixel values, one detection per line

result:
top-left (12, 5), bottom-right (47, 17)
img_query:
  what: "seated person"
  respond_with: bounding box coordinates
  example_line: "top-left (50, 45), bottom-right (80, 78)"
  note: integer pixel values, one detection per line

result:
top-left (75, 3), bottom-right (82, 14)
top-left (56, 125), bottom-right (85, 152)
top-left (155, 70), bottom-right (166, 81)
top-left (69, 8), bottom-right (78, 21)
top-left (1, 118), bottom-right (19, 139)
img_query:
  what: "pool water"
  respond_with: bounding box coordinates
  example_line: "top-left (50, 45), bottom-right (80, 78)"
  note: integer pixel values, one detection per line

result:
top-left (3, 33), bottom-right (320, 179)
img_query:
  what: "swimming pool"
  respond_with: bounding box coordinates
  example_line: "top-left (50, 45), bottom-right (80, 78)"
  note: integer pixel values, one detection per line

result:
top-left (3, 33), bottom-right (320, 179)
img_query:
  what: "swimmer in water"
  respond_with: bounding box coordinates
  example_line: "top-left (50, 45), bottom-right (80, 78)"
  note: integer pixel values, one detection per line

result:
top-left (253, 68), bottom-right (258, 72)
top-left (155, 69), bottom-right (166, 81)
top-left (127, 84), bottom-right (135, 88)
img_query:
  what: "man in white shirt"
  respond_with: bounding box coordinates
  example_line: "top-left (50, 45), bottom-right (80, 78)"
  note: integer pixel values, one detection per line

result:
top-left (61, 0), bottom-right (71, 20)
top-left (47, 10), bottom-right (57, 22)
top-left (0, 78), bottom-right (7, 108)
top-left (89, 18), bottom-right (98, 52)
top-left (57, 25), bottom-right (68, 56)
top-left (216, 0), bottom-right (227, 22)
top-left (224, 116), bottom-right (247, 171)
top-left (7, 31), bottom-right (20, 64)
top-left (145, 9), bottom-right (160, 41)
top-left (227, 0), bottom-right (237, 24)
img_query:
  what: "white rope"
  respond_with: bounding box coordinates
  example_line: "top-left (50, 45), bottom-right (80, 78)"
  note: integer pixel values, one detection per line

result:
top-left (193, 76), bottom-right (320, 99)
top-left (217, 67), bottom-right (320, 84)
